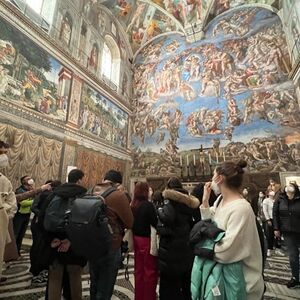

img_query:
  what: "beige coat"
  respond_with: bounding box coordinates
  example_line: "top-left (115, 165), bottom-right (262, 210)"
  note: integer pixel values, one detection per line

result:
top-left (0, 172), bottom-right (17, 277)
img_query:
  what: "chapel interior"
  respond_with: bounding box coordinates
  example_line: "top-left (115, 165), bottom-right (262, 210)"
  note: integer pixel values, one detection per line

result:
top-left (0, 0), bottom-right (300, 299)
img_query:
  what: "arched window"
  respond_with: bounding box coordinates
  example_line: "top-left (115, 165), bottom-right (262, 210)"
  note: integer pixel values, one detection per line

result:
top-left (102, 42), bottom-right (113, 80)
top-left (24, 0), bottom-right (56, 25)
top-left (101, 35), bottom-right (120, 86)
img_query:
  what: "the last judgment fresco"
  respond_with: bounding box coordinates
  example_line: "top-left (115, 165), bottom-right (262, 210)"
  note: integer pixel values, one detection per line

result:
top-left (132, 6), bottom-right (300, 177)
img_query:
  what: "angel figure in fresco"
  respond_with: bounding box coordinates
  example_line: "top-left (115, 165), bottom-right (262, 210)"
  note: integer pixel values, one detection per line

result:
top-left (117, 0), bottom-right (131, 17)
top-left (180, 82), bottom-right (196, 101)
top-left (126, 3), bottom-right (146, 33)
top-left (59, 14), bottom-right (72, 46)
top-left (214, 0), bottom-right (230, 14)
top-left (23, 69), bottom-right (42, 91)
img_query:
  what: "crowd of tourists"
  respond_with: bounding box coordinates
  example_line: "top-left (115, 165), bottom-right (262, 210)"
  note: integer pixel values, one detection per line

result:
top-left (1, 140), bottom-right (300, 300)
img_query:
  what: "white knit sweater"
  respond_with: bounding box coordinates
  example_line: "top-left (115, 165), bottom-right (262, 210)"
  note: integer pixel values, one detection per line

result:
top-left (201, 198), bottom-right (264, 300)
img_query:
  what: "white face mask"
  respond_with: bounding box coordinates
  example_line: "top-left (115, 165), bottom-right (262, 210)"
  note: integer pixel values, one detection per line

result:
top-left (211, 180), bottom-right (221, 196)
top-left (0, 154), bottom-right (9, 169)
top-left (285, 186), bottom-right (295, 194)
top-left (259, 193), bottom-right (264, 198)
top-left (269, 191), bottom-right (275, 197)
top-left (27, 178), bottom-right (35, 186)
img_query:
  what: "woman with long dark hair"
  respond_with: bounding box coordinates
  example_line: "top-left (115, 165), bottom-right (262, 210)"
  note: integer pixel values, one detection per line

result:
top-left (273, 182), bottom-right (300, 288)
top-left (131, 182), bottom-right (158, 300)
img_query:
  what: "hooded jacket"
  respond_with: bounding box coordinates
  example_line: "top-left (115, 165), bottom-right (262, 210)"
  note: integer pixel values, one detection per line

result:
top-left (157, 188), bottom-right (200, 275)
top-left (273, 192), bottom-right (300, 233)
top-left (43, 182), bottom-right (87, 266)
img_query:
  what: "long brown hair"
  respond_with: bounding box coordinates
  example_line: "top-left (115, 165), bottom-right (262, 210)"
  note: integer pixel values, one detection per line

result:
top-left (131, 182), bottom-right (149, 213)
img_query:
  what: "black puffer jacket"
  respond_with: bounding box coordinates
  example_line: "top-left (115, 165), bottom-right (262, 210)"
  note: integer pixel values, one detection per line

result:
top-left (157, 188), bottom-right (200, 275)
top-left (273, 192), bottom-right (300, 233)
top-left (43, 183), bottom-right (87, 266)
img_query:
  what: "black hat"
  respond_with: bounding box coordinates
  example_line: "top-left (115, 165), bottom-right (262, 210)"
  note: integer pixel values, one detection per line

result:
top-left (104, 170), bottom-right (122, 184)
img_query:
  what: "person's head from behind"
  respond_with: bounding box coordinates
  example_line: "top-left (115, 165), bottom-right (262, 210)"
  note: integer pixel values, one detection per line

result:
top-left (166, 177), bottom-right (182, 190)
top-left (191, 183), bottom-right (204, 203)
top-left (152, 190), bottom-right (163, 207)
top-left (211, 160), bottom-right (247, 195)
top-left (68, 169), bottom-right (84, 185)
top-left (131, 181), bottom-right (149, 212)
top-left (284, 182), bottom-right (300, 200)
top-left (103, 169), bottom-right (123, 187)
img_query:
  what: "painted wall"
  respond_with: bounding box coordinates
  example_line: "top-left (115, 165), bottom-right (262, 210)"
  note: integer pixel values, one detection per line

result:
top-left (132, 6), bottom-right (300, 177)
top-left (0, 17), bottom-right (71, 122)
top-left (281, 0), bottom-right (300, 65)
top-left (0, 15), bottom-right (129, 149)
top-left (79, 83), bottom-right (128, 148)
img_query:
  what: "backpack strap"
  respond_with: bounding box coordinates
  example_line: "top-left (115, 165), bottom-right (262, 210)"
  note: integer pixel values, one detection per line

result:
top-left (101, 186), bottom-right (117, 199)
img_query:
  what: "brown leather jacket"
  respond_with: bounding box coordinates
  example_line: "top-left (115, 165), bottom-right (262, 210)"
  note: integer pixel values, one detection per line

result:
top-left (97, 184), bottom-right (134, 250)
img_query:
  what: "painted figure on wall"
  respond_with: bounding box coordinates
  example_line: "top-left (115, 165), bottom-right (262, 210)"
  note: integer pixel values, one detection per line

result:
top-left (59, 13), bottom-right (72, 47)
top-left (132, 6), bottom-right (300, 176)
top-left (79, 84), bottom-right (128, 148)
top-left (88, 43), bottom-right (99, 71)
top-left (68, 75), bottom-right (82, 125)
top-left (0, 17), bottom-right (70, 121)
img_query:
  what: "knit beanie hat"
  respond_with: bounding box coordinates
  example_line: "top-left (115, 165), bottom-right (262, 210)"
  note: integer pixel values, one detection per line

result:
top-left (104, 170), bottom-right (123, 184)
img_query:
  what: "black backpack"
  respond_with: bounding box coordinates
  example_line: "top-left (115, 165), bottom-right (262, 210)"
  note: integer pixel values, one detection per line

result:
top-left (65, 187), bottom-right (116, 261)
top-left (43, 195), bottom-right (73, 233)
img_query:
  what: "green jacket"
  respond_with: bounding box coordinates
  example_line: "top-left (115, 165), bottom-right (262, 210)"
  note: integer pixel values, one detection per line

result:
top-left (19, 198), bottom-right (33, 214)
top-left (191, 232), bottom-right (247, 300)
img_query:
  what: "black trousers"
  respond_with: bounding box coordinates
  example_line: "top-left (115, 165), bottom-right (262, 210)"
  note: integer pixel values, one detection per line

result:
top-left (263, 220), bottom-right (280, 250)
top-left (13, 212), bottom-right (30, 254)
top-left (159, 271), bottom-right (191, 300)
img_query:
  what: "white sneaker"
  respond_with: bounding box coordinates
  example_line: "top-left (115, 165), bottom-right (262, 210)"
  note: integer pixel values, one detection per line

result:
top-left (267, 249), bottom-right (272, 257)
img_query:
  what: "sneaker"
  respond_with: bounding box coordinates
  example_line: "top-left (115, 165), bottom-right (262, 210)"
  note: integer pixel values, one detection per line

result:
top-left (267, 249), bottom-right (272, 257)
top-left (286, 278), bottom-right (300, 289)
top-left (31, 275), bottom-right (47, 286)
top-left (275, 249), bottom-right (285, 256)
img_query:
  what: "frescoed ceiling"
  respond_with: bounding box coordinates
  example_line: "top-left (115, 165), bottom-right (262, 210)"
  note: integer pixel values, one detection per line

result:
top-left (98, 0), bottom-right (279, 53)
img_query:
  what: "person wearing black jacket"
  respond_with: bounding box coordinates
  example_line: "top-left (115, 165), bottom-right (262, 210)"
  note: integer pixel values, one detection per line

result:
top-left (273, 182), bottom-right (300, 289)
top-left (157, 177), bottom-right (200, 300)
top-left (131, 182), bottom-right (158, 300)
top-left (44, 169), bottom-right (87, 300)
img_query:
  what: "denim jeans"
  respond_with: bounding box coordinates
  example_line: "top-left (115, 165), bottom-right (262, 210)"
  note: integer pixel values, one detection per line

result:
top-left (284, 232), bottom-right (300, 281)
top-left (89, 248), bottom-right (121, 300)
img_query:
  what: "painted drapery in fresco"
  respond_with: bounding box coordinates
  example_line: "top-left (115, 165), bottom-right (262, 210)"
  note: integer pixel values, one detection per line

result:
top-left (132, 7), bottom-right (300, 177)
top-left (79, 83), bottom-right (129, 148)
top-left (0, 17), bottom-right (71, 122)
top-left (76, 147), bottom-right (126, 188)
top-left (0, 123), bottom-right (62, 189)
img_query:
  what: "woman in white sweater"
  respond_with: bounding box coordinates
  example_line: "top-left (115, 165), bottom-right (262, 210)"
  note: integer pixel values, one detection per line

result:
top-left (201, 160), bottom-right (264, 300)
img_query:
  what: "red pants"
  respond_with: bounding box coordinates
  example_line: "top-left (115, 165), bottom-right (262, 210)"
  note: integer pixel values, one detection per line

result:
top-left (134, 236), bottom-right (158, 300)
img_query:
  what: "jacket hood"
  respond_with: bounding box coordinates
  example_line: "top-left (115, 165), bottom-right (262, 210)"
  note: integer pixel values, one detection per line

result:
top-left (163, 189), bottom-right (200, 209)
top-left (278, 192), bottom-right (300, 202)
top-left (54, 182), bottom-right (87, 198)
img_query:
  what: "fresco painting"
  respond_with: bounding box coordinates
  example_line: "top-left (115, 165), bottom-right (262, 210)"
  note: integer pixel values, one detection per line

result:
top-left (79, 83), bottom-right (128, 148)
top-left (0, 17), bottom-right (70, 122)
top-left (132, 7), bottom-right (300, 177)
top-left (213, 0), bottom-right (276, 15)
top-left (161, 0), bottom-right (213, 26)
